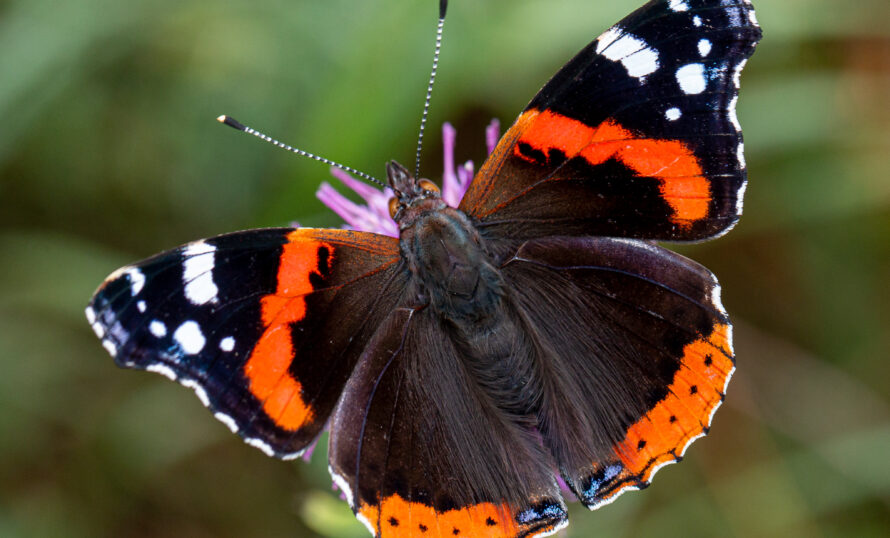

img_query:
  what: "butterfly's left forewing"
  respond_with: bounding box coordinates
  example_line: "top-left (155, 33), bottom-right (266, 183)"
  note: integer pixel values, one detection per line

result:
top-left (87, 227), bottom-right (407, 458)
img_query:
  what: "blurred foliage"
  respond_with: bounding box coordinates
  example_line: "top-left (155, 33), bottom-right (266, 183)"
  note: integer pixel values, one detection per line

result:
top-left (1, 0), bottom-right (889, 537)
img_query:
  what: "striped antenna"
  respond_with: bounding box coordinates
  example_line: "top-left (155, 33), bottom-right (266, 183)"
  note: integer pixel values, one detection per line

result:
top-left (413, 0), bottom-right (449, 178)
top-left (216, 115), bottom-right (387, 189)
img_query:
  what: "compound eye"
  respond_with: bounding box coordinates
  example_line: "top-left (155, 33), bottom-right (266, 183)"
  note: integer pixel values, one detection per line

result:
top-left (417, 179), bottom-right (440, 193)
top-left (388, 196), bottom-right (400, 219)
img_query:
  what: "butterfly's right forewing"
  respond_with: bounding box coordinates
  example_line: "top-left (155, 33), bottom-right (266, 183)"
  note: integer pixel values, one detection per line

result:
top-left (460, 0), bottom-right (761, 242)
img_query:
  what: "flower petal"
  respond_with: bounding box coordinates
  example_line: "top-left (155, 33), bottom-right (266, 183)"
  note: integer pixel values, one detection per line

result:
top-left (486, 118), bottom-right (501, 155)
top-left (441, 122), bottom-right (462, 207)
top-left (330, 167), bottom-right (393, 222)
top-left (316, 182), bottom-right (398, 237)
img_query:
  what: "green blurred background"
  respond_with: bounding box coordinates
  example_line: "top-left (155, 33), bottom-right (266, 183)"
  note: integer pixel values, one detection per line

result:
top-left (2, 0), bottom-right (889, 536)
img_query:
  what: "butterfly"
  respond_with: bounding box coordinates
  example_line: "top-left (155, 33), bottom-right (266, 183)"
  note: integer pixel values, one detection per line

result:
top-left (86, 1), bottom-right (761, 536)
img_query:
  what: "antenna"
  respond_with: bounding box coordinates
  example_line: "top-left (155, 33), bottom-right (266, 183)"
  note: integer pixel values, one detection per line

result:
top-left (216, 115), bottom-right (387, 189)
top-left (413, 0), bottom-right (449, 178)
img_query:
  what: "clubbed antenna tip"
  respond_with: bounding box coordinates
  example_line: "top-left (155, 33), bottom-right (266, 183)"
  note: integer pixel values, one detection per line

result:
top-left (217, 115), bottom-right (245, 131)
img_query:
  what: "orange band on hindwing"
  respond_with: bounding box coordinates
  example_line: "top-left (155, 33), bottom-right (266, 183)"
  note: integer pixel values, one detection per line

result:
top-left (358, 495), bottom-right (517, 538)
top-left (513, 109), bottom-right (711, 226)
top-left (244, 229), bottom-right (333, 431)
top-left (618, 323), bottom-right (733, 481)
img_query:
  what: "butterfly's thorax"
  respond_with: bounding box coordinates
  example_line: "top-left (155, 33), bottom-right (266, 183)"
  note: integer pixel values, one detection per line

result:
top-left (400, 205), bottom-right (504, 327)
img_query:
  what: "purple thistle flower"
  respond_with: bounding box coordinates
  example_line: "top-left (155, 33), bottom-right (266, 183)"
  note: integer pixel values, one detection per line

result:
top-left (316, 120), bottom-right (500, 237)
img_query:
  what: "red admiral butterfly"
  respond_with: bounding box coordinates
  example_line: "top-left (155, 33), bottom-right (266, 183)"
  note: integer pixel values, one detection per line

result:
top-left (86, 1), bottom-right (760, 536)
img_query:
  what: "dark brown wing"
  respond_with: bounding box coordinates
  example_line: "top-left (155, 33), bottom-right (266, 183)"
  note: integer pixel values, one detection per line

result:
top-left (501, 236), bottom-right (733, 508)
top-left (328, 308), bottom-right (568, 538)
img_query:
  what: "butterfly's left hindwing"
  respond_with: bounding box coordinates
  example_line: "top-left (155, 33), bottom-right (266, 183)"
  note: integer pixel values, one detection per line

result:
top-left (87, 228), bottom-right (406, 458)
top-left (329, 308), bottom-right (568, 538)
top-left (461, 0), bottom-right (761, 242)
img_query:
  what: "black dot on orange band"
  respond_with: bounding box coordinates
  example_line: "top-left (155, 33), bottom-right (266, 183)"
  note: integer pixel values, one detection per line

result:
top-left (453, 527), bottom-right (460, 535)
top-left (388, 517), bottom-right (399, 527)
top-left (690, 385), bottom-right (698, 395)
top-left (704, 354), bottom-right (713, 366)
top-left (419, 523), bottom-right (428, 532)
top-left (637, 440), bottom-right (647, 450)
top-left (669, 415), bottom-right (677, 423)
top-left (486, 517), bottom-right (497, 526)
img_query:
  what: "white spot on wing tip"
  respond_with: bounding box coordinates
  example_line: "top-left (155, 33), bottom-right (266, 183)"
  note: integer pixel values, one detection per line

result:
top-left (676, 63), bottom-right (707, 95)
top-left (736, 181), bottom-right (748, 215)
top-left (219, 336), bottom-right (235, 352)
top-left (665, 107), bottom-right (682, 121)
top-left (180, 379), bottom-right (210, 407)
top-left (85, 306), bottom-right (96, 325)
top-left (147, 363), bottom-right (177, 381)
top-left (149, 320), bottom-right (167, 338)
top-left (728, 95), bottom-right (741, 132)
top-left (698, 38), bottom-right (712, 57)
top-left (596, 26), bottom-right (660, 80)
top-left (174, 320), bottom-right (205, 355)
top-left (733, 58), bottom-right (748, 89)
top-left (693, 15), bottom-right (703, 27)
top-left (183, 241), bottom-right (219, 306)
top-left (102, 339), bottom-right (117, 356)
top-left (668, 0), bottom-right (689, 11)
top-left (125, 267), bottom-right (145, 296)
top-left (137, 300), bottom-right (146, 313)
top-left (214, 412), bottom-right (239, 433)
top-left (91, 321), bottom-right (106, 339)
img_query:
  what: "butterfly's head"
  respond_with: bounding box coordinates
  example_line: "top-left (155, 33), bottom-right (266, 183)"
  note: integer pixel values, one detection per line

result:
top-left (386, 160), bottom-right (445, 226)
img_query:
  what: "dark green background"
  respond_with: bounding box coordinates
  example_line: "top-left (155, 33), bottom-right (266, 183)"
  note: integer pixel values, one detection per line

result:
top-left (2, 0), bottom-right (889, 536)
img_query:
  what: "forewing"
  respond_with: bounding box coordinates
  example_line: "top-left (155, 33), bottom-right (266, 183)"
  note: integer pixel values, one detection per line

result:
top-left (460, 0), bottom-right (761, 241)
top-left (502, 237), bottom-right (733, 508)
top-left (86, 228), bottom-right (406, 459)
top-left (328, 308), bottom-right (568, 538)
